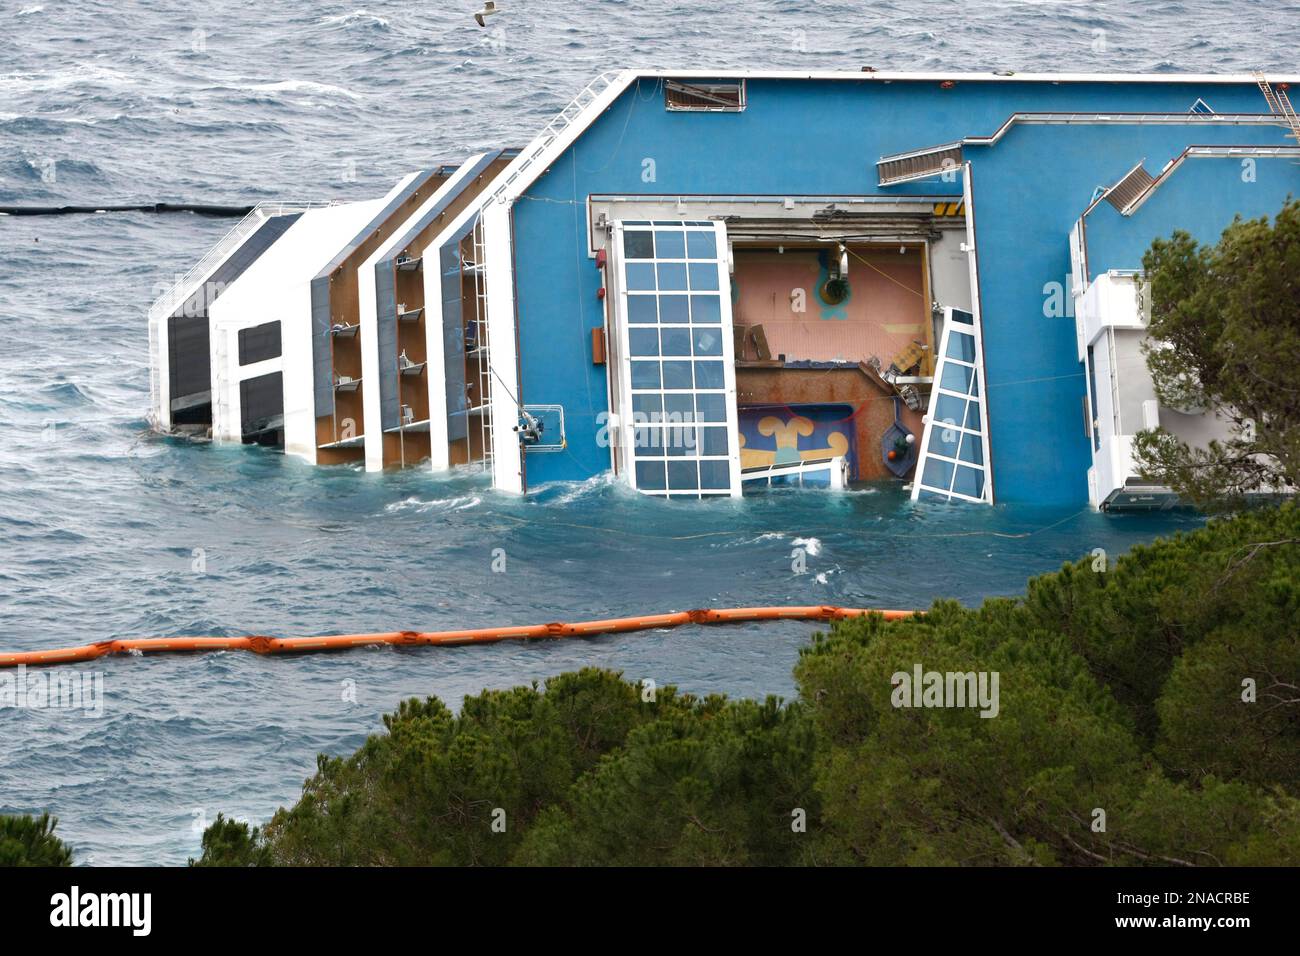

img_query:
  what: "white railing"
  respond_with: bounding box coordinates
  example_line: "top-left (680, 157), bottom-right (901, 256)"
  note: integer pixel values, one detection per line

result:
top-left (147, 200), bottom-right (337, 323)
top-left (487, 70), bottom-right (624, 205)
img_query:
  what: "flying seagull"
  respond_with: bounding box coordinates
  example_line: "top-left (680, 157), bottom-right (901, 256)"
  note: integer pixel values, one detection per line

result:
top-left (474, 2), bottom-right (499, 27)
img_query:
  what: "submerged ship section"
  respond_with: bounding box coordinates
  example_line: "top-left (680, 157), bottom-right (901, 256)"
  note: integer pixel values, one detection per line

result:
top-left (149, 69), bottom-right (1300, 509)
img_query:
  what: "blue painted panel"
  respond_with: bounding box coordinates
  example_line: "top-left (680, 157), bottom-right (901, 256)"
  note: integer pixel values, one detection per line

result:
top-left (967, 121), bottom-right (1290, 504)
top-left (1085, 155), bottom-right (1300, 278)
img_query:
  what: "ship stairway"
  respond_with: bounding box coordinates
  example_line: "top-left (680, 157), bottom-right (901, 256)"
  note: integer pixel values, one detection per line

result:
top-left (877, 144), bottom-right (964, 186)
top-left (486, 71), bottom-right (623, 206)
top-left (1254, 71), bottom-right (1300, 143)
top-left (1103, 161), bottom-right (1158, 216)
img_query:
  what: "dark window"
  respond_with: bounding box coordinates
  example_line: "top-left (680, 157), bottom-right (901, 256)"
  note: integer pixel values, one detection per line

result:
top-left (665, 80), bottom-right (745, 112)
top-left (240, 371), bottom-right (284, 440)
top-left (238, 321), bottom-right (281, 365)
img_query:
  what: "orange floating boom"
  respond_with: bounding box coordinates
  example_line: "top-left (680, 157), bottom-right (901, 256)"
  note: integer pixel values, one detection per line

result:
top-left (0, 606), bottom-right (916, 669)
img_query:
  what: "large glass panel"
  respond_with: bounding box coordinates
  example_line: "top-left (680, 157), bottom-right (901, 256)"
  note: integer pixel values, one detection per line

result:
top-left (695, 393), bottom-right (726, 422)
top-left (624, 230), bottom-right (654, 259)
top-left (628, 295), bottom-right (658, 324)
top-left (699, 459), bottom-right (730, 489)
top-left (947, 331), bottom-right (976, 362)
top-left (660, 328), bottom-right (692, 356)
top-left (694, 361), bottom-right (725, 389)
top-left (958, 431), bottom-right (984, 466)
top-left (940, 361), bottom-right (973, 394)
top-left (631, 361), bottom-right (660, 389)
top-left (928, 424), bottom-right (960, 458)
top-left (691, 295), bottom-right (721, 323)
top-left (912, 307), bottom-right (992, 504)
top-left (693, 328), bottom-right (723, 356)
top-left (667, 460), bottom-right (699, 491)
top-left (629, 328), bottom-right (660, 356)
top-left (659, 295), bottom-right (689, 324)
top-left (614, 221), bottom-right (738, 498)
top-left (626, 262), bottom-right (656, 290)
top-left (952, 465), bottom-right (985, 498)
top-left (654, 230), bottom-right (686, 259)
top-left (657, 262), bottom-right (688, 291)
top-left (688, 263), bottom-right (719, 291)
top-left (687, 231), bottom-right (717, 260)
top-left (636, 460), bottom-right (667, 490)
top-left (662, 361), bottom-right (694, 389)
top-left (921, 457), bottom-right (954, 491)
top-left (933, 393), bottom-right (967, 428)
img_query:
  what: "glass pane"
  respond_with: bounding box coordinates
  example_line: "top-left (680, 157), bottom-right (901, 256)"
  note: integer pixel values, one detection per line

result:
top-left (631, 361), bottom-right (660, 389)
top-left (629, 328), bottom-right (660, 356)
top-left (658, 294), bottom-right (689, 324)
top-left (662, 361), bottom-right (694, 389)
top-left (965, 400), bottom-right (982, 432)
top-left (654, 230), bottom-right (686, 259)
top-left (688, 262), bottom-right (719, 291)
top-left (664, 426), bottom-right (696, 457)
top-left (933, 393), bottom-right (966, 429)
top-left (692, 327), bottom-right (722, 356)
top-left (695, 393), bottom-right (726, 422)
top-left (623, 230), bottom-right (654, 259)
top-left (802, 469), bottom-right (830, 488)
top-left (660, 328), bottom-right (692, 356)
top-left (694, 361), bottom-right (725, 389)
top-left (632, 393), bottom-right (662, 417)
top-left (657, 263), bottom-right (688, 291)
top-left (628, 295), bottom-right (657, 324)
top-left (921, 457), bottom-right (954, 492)
top-left (636, 460), bottom-right (667, 490)
top-left (940, 361), bottom-right (973, 394)
top-left (700, 426), bottom-right (729, 457)
top-left (635, 426), bottom-right (663, 454)
top-left (690, 295), bottom-right (721, 324)
top-left (699, 459), bottom-right (730, 489)
top-left (667, 460), bottom-right (699, 491)
top-left (946, 331), bottom-right (976, 362)
top-left (664, 393), bottom-right (694, 419)
top-left (958, 431), bottom-right (984, 466)
top-left (953, 465), bottom-right (985, 498)
top-left (927, 423), bottom-right (960, 458)
top-left (626, 262), bottom-right (656, 291)
top-left (687, 230), bottom-right (717, 260)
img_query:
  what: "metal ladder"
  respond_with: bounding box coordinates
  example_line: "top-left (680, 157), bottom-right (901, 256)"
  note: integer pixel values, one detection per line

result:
top-left (486, 71), bottom-right (623, 206)
top-left (470, 218), bottom-right (493, 476)
top-left (1254, 71), bottom-right (1300, 142)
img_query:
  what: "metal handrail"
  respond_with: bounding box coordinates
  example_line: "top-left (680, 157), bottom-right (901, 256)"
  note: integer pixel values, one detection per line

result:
top-left (146, 200), bottom-right (337, 322)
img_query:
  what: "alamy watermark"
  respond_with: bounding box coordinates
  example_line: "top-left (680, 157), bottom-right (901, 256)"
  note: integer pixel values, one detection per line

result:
top-left (891, 663), bottom-right (1000, 718)
top-left (0, 665), bottom-right (105, 718)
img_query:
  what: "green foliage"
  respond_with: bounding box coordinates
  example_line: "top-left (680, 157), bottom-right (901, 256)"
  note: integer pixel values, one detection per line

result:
top-left (202, 507), bottom-right (1300, 867)
top-left (516, 696), bottom-right (820, 866)
top-left (0, 813), bottom-right (73, 866)
top-left (1132, 198), bottom-right (1300, 507)
top-left (189, 812), bottom-right (271, 867)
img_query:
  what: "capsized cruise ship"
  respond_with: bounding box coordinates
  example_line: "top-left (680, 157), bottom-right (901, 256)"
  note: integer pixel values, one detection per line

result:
top-left (149, 69), bottom-right (1300, 509)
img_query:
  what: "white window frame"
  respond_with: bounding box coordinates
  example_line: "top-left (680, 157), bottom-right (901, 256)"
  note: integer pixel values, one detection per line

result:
top-left (608, 219), bottom-right (743, 499)
top-left (911, 307), bottom-right (993, 503)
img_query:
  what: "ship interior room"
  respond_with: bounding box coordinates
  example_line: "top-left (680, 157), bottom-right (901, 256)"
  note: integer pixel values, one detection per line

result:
top-left (593, 194), bottom-right (975, 491)
top-left (729, 240), bottom-right (933, 483)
